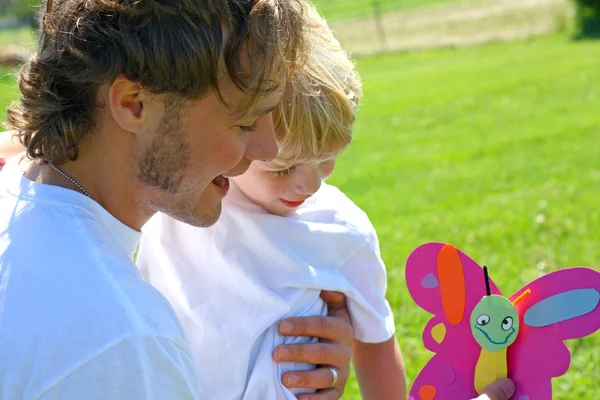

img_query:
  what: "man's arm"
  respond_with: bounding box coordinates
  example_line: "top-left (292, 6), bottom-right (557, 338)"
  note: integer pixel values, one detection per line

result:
top-left (352, 335), bottom-right (407, 400)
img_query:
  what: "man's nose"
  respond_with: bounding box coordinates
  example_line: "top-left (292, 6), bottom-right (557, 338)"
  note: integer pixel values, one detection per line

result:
top-left (244, 114), bottom-right (278, 162)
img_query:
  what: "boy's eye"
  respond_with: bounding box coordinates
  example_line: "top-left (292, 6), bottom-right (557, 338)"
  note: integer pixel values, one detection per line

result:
top-left (275, 167), bottom-right (295, 176)
top-left (239, 122), bottom-right (257, 132)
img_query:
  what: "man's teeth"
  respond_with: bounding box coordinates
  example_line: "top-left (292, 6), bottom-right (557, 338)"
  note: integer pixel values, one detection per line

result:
top-left (212, 175), bottom-right (228, 188)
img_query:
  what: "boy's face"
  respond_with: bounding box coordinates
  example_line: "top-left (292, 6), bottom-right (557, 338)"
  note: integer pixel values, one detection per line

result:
top-left (232, 158), bottom-right (336, 216)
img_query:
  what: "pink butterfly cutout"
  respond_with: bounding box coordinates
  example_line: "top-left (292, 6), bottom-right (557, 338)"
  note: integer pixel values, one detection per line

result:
top-left (406, 242), bottom-right (600, 400)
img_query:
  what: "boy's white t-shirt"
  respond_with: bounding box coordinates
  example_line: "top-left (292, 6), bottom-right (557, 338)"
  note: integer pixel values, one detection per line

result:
top-left (137, 182), bottom-right (395, 400)
top-left (0, 159), bottom-right (199, 399)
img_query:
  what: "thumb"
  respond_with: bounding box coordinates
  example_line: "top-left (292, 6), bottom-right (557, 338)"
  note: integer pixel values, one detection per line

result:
top-left (319, 290), bottom-right (347, 310)
top-left (475, 378), bottom-right (515, 400)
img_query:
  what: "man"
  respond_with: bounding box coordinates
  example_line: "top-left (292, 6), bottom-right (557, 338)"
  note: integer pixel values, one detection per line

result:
top-left (0, 0), bottom-right (353, 398)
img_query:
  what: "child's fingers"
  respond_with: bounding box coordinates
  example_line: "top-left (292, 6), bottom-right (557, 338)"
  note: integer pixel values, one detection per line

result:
top-left (475, 378), bottom-right (515, 400)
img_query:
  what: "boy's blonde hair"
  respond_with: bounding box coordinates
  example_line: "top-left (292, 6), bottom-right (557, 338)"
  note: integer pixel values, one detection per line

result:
top-left (272, 6), bottom-right (362, 166)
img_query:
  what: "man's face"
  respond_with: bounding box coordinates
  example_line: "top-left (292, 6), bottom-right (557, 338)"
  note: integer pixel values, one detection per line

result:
top-left (136, 72), bottom-right (283, 228)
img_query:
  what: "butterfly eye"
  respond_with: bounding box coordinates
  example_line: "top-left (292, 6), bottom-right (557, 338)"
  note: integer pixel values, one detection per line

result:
top-left (476, 314), bottom-right (490, 326)
top-left (501, 316), bottom-right (513, 331)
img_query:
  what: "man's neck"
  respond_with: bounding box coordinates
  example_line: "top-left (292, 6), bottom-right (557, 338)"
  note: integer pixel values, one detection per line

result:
top-left (25, 128), bottom-right (151, 231)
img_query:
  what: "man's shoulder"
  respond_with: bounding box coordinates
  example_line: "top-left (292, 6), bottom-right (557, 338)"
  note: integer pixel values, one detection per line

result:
top-left (0, 208), bottom-right (188, 370)
top-left (0, 244), bottom-right (186, 337)
top-left (0, 246), bottom-right (192, 396)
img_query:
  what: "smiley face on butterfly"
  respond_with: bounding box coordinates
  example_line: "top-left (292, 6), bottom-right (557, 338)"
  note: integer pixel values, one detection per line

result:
top-left (470, 295), bottom-right (519, 352)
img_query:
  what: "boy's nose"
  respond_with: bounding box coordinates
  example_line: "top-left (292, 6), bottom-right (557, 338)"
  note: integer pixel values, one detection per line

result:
top-left (296, 171), bottom-right (321, 195)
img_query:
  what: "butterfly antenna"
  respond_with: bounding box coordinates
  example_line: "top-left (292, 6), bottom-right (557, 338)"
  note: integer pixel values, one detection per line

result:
top-left (483, 265), bottom-right (491, 296)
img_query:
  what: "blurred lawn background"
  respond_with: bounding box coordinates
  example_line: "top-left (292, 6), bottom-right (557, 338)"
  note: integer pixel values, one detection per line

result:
top-left (1, 0), bottom-right (598, 398)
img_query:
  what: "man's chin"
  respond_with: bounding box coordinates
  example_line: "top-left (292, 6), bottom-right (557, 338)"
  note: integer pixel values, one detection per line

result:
top-left (164, 201), bottom-right (222, 228)
top-left (193, 202), bottom-right (222, 228)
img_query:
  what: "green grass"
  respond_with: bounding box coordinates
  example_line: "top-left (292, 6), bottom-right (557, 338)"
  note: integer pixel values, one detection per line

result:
top-left (329, 34), bottom-right (600, 398)
top-left (0, 25), bottom-right (37, 49)
top-left (1, 33), bottom-right (598, 399)
top-left (0, 67), bottom-right (18, 126)
top-left (311, 0), bottom-right (461, 21)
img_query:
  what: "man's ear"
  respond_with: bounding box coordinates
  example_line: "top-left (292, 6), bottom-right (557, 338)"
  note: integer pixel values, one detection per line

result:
top-left (108, 77), bottom-right (145, 132)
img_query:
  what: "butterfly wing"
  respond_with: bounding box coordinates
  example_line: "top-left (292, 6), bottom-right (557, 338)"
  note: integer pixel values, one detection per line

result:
top-left (508, 267), bottom-right (600, 399)
top-left (406, 242), bottom-right (502, 399)
top-left (408, 354), bottom-right (476, 400)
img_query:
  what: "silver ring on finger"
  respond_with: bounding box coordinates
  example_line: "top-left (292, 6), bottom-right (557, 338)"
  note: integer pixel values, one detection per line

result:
top-left (327, 367), bottom-right (338, 388)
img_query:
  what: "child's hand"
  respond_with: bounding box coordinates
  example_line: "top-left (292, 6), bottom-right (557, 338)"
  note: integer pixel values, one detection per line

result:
top-left (0, 131), bottom-right (26, 161)
top-left (0, 131), bottom-right (27, 171)
top-left (274, 290), bottom-right (352, 400)
top-left (474, 378), bottom-right (515, 400)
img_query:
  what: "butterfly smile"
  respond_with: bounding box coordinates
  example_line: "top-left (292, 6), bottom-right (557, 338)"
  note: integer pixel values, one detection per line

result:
top-left (473, 325), bottom-right (515, 345)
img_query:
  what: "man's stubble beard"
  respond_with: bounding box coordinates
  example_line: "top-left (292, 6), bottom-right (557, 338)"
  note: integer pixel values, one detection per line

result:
top-left (135, 99), bottom-right (221, 228)
top-left (137, 99), bottom-right (189, 194)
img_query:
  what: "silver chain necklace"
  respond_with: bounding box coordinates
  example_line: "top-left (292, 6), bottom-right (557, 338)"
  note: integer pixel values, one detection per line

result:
top-left (48, 163), bottom-right (92, 198)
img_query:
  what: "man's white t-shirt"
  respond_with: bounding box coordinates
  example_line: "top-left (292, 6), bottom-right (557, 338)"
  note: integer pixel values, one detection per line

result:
top-left (0, 159), bottom-right (199, 399)
top-left (137, 182), bottom-right (395, 400)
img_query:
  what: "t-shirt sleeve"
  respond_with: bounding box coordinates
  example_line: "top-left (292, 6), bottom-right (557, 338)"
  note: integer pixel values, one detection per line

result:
top-left (39, 334), bottom-right (199, 400)
top-left (339, 229), bottom-right (396, 344)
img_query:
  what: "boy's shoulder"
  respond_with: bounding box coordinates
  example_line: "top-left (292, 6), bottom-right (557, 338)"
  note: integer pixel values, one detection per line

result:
top-left (298, 183), bottom-right (377, 239)
top-left (310, 182), bottom-right (363, 210)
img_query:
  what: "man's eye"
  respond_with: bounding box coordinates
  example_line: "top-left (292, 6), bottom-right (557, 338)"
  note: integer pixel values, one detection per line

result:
top-left (239, 122), bottom-right (257, 132)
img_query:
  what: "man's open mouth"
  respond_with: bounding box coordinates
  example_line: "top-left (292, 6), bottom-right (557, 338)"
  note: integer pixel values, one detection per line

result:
top-left (212, 175), bottom-right (229, 188)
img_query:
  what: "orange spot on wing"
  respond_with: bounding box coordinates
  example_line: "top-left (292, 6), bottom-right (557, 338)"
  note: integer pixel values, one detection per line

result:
top-left (437, 244), bottom-right (466, 325)
top-left (419, 385), bottom-right (436, 400)
top-left (512, 288), bottom-right (531, 306)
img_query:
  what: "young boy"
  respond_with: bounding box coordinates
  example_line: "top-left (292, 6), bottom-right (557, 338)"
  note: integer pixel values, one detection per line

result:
top-left (137, 7), bottom-right (406, 400)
